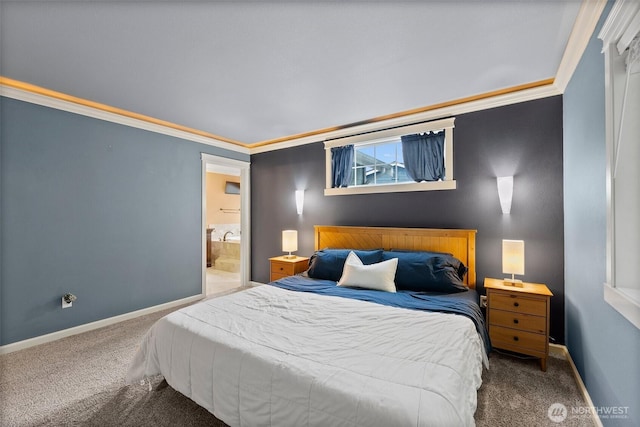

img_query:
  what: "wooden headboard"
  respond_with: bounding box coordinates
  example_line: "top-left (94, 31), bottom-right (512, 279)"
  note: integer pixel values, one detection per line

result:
top-left (314, 226), bottom-right (477, 288)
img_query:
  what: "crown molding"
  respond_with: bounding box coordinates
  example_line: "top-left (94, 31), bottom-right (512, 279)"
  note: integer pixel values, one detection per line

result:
top-left (250, 81), bottom-right (560, 155)
top-left (0, 76), bottom-right (566, 158)
top-left (0, 77), bottom-right (250, 155)
top-left (555, 0), bottom-right (608, 93)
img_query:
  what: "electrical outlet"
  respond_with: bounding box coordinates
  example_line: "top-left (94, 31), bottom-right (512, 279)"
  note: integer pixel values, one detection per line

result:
top-left (62, 297), bottom-right (72, 309)
top-left (480, 295), bottom-right (487, 308)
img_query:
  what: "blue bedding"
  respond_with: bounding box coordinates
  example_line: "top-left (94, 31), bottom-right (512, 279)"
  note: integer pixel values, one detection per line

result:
top-left (269, 275), bottom-right (491, 353)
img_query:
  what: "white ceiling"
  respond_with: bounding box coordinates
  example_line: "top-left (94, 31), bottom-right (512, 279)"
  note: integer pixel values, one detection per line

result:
top-left (1, 1), bottom-right (582, 145)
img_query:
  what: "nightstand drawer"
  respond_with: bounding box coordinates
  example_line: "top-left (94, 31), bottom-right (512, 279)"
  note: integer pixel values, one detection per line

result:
top-left (489, 310), bottom-right (546, 334)
top-left (269, 256), bottom-right (310, 282)
top-left (489, 325), bottom-right (547, 353)
top-left (490, 293), bottom-right (546, 316)
top-left (271, 261), bottom-right (295, 276)
top-left (270, 272), bottom-right (290, 281)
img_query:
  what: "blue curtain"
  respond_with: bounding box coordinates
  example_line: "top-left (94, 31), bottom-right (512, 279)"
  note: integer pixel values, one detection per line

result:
top-left (401, 131), bottom-right (445, 182)
top-left (331, 145), bottom-right (354, 188)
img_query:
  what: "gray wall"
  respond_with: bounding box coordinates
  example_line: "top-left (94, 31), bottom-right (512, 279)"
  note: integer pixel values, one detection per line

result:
top-left (251, 96), bottom-right (566, 343)
top-left (0, 97), bottom-right (249, 346)
top-left (564, 3), bottom-right (640, 425)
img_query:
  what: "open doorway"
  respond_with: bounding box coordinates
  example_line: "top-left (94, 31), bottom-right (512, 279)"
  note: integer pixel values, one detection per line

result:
top-left (201, 154), bottom-right (250, 297)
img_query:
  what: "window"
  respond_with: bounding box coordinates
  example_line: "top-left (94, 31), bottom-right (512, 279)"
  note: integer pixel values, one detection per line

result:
top-left (599, 1), bottom-right (640, 329)
top-left (324, 118), bottom-right (456, 196)
top-left (353, 139), bottom-right (411, 187)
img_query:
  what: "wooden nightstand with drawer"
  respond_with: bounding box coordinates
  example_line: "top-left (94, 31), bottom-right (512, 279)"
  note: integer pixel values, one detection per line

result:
top-left (485, 277), bottom-right (553, 371)
top-left (269, 256), bottom-right (309, 282)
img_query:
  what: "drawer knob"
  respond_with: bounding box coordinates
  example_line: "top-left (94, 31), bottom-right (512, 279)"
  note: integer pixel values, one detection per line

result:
top-left (280, 267), bottom-right (284, 271)
top-left (513, 302), bottom-right (520, 307)
top-left (513, 319), bottom-right (519, 324)
top-left (513, 336), bottom-right (519, 342)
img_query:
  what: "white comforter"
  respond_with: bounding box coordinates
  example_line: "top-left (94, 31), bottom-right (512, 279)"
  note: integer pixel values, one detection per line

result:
top-left (127, 285), bottom-right (485, 427)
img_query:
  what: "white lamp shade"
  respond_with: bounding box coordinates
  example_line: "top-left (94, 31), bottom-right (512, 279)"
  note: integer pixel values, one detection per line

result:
top-left (282, 230), bottom-right (298, 253)
top-left (295, 190), bottom-right (304, 215)
top-left (497, 176), bottom-right (514, 214)
top-left (502, 239), bottom-right (525, 275)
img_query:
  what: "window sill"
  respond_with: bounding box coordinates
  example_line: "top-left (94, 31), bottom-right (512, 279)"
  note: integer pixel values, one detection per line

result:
top-left (604, 283), bottom-right (640, 330)
top-left (324, 180), bottom-right (456, 196)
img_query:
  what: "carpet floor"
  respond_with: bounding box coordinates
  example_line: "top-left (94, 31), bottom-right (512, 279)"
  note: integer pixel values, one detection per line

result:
top-left (1, 290), bottom-right (594, 427)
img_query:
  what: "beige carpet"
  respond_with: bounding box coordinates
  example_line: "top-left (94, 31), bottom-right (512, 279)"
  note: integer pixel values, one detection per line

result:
top-left (1, 291), bottom-right (594, 427)
top-left (476, 351), bottom-right (595, 427)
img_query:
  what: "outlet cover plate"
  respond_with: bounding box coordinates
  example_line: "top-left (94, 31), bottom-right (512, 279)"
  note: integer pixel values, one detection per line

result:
top-left (480, 295), bottom-right (487, 308)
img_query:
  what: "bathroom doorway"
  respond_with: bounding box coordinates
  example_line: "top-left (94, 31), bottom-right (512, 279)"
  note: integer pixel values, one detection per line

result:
top-left (201, 154), bottom-right (250, 296)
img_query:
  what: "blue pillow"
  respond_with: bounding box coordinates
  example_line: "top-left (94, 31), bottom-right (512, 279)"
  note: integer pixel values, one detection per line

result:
top-left (381, 250), bottom-right (468, 293)
top-left (307, 249), bottom-right (384, 282)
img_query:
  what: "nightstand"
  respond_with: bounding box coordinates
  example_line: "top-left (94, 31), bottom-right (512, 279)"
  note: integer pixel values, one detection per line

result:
top-left (269, 256), bottom-right (309, 282)
top-left (484, 277), bottom-right (553, 371)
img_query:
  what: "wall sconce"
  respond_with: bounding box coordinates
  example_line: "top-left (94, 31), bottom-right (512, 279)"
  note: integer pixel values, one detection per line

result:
top-left (282, 230), bottom-right (298, 259)
top-left (497, 176), bottom-right (514, 214)
top-left (295, 190), bottom-right (304, 215)
top-left (502, 239), bottom-right (525, 287)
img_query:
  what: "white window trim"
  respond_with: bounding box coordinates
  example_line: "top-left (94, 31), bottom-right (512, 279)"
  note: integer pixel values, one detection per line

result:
top-left (599, 0), bottom-right (640, 329)
top-left (324, 117), bottom-right (456, 196)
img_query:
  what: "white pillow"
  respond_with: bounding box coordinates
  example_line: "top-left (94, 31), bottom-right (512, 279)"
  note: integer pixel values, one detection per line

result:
top-left (337, 251), bottom-right (398, 293)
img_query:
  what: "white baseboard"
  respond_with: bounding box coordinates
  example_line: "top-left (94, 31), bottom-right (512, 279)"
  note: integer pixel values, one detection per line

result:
top-left (249, 281), bottom-right (265, 287)
top-left (549, 344), bottom-right (604, 427)
top-left (0, 294), bottom-right (204, 355)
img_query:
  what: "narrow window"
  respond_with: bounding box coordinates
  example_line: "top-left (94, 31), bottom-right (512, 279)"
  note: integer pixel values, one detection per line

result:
top-left (325, 118), bottom-right (455, 196)
top-left (600, 2), bottom-right (640, 329)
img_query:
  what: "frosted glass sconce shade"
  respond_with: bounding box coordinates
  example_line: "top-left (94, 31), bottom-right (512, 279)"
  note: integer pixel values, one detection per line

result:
top-left (295, 190), bottom-right (304, 215)
top-left (502, 239), bottom-right (525, 286)
top-left (497, 176), bottom-right (514, 214)
top-left (282, 230), bottom-right (298, 258)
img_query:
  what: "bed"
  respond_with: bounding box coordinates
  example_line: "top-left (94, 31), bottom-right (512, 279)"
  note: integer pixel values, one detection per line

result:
top-left (127, 226), bottom-right (488, 427)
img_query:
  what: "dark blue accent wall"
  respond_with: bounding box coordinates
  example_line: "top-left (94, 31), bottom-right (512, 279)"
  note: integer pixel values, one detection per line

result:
top-left (251, 96), bottom-right (565, 343)
top-left (0, 96), bottom-right (249, 346)
top-left (564, 3), bottom-right (640, 425)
